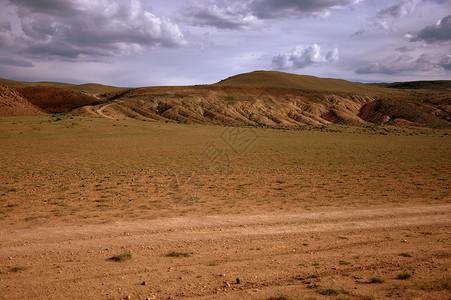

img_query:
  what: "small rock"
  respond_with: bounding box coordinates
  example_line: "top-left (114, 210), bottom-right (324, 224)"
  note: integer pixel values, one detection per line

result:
top-left (225, 282), bottom-right (230, 287)
top-left (356, 279), bottom-right (371, 284)
top-left (141, 281), bottom-right (147, 286)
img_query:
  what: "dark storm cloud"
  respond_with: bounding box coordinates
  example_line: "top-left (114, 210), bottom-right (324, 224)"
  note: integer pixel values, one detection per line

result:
top-left (179, 0), bottom-right (259, 29)
top-left (2, 0), bottom-right (185, 61)
top-left (0, 57), bottom-right (34, 67)
top-left (439, 55), bottom-right (451, 69)
top-left (181, 0), bottom-right (360, 29)
top-left (411, 14), bottom-right (451, 43)
top-left (271, 44), bottom-right (339, 70)
top-left (249, 0), bottom-right (360, 19)
top-left (10, 0), bottom-right (77, 15)
top-left (355, 53), bottom-right (448, 74)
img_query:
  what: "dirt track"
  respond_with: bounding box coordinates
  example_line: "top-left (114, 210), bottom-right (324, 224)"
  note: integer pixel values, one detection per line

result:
top-left (1, 204), bottom-right (450, 299)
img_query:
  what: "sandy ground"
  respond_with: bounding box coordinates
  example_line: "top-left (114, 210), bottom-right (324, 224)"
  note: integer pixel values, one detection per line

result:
top-left (1, 117), bottom-right (449, 299)
top-left (1, 204), bottom-right (450, 299)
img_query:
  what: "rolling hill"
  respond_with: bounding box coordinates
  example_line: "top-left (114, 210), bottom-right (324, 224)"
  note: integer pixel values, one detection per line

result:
top-left (14, 86), bottom-right (99, 113)
top-left (1, 71), bottom-right (450, 128)
top-left (0, 78), bottom-right (124, 95)
top-left (216, 70), bottom-right (384, 95)
top-left (0, 85), bottom-right (42, 116)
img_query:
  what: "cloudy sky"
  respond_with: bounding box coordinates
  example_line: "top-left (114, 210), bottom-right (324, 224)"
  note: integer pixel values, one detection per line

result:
top-left (0, 0), bottom-right (450, 86)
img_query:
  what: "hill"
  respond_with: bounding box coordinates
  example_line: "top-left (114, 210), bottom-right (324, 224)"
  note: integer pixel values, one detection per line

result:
top-left (0, 78), bottom-right (124, 95)
top-left (373, 80), bottom-right (451, 91)
top-left (215, 70), bottom-right (384, 95)
top-left (0, 85), bottom-right (42, 116)
top-left (14, 86), bottom-right (99, 113)
top-left (1, 71), bottom-right (450, 128)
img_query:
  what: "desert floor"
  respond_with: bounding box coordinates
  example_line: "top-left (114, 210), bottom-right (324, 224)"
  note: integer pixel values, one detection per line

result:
top-left (0, 116), bottom-right (450, 299)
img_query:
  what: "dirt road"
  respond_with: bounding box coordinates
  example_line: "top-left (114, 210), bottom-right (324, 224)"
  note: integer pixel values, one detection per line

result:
top-left (95, 100), bottom-right (124, 119)
top-left (1, 204), bottom-right (450, 299)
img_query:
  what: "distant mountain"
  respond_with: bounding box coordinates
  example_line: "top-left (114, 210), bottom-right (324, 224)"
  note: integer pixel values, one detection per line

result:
top-left (0, 78), bottom-right (124, 95)
top-left (372, 80), bottom-right (451, 91)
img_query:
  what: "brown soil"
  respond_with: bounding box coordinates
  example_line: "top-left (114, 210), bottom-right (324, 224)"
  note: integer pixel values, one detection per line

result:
top-left (15, 86), bottom-right (98, 113)
top-left (1, 205), bottom-right (449, 299)
top-left (0, 85), bottom-right (42, 116)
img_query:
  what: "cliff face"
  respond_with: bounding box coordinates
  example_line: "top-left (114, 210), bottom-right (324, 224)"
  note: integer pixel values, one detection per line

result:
top-left (0, 85), bottom-right (42, 116)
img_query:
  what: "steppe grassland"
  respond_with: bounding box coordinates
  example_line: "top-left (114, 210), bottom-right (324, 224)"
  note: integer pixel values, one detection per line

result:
top-left (0, 115), bottom-right (449, 229)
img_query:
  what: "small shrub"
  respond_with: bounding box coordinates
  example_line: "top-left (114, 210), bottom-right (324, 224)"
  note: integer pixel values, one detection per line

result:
top-left (10, 266), bottom-right (27, 272)
top-left (399, 253), bottom-right (412, 257)
top-left (397, 272), bottom-right (411, 280)
top-left (167, 251), bottom-right (192, 257)
top-left (110, 252), bottom-right (132, 262)
top-left (370, 276), bottom-right (385, 283)
top-left (319, 288), bottom-right (339, 295)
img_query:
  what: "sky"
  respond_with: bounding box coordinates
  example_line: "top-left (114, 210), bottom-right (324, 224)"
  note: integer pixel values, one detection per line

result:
top-left (0, 0), bottom-right (450, 87)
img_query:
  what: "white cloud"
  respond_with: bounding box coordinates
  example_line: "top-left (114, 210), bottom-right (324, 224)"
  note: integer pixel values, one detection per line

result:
top-left (271, 44), bottom-right (339, 70)
top-left (355, 52), bottom-right (448, 74)
top-left (371, 0), bottom-right (420, 30)
top-left (2, 0), bottom-right (186, 61)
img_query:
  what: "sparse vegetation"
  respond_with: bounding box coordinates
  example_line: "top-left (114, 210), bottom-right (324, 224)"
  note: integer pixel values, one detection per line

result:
top-left (109, 252), bottom-right (132, 262)
top-left (397, 272), bottom-right (412, 280)
top-left (399, 253), bottom-right (412, 257)
top-left (0, 72), bottom-right (450, 300)
top-left (10, 266), bottom-right (27, 272)
top-left (166, 251), bottom-right (193, 258)
top-left (370, 276), bottom-right (385, 283)
top-left (319, 288), bottom-right (339, 296)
